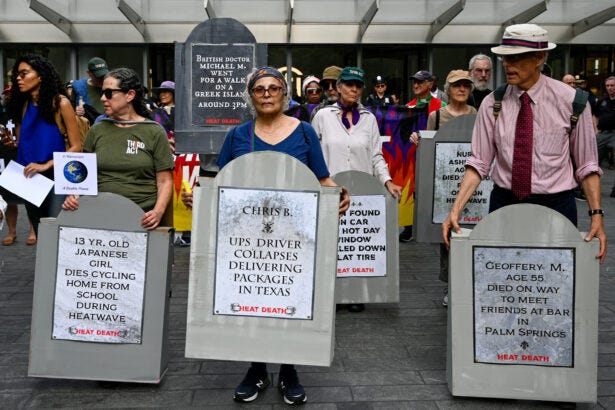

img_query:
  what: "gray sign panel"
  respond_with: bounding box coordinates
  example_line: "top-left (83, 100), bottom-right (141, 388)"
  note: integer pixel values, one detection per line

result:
top-left (186, 152), bottom-right (339, 366)
top-left (28, 193), bottom-right (172, 383)
top-left (332, 171), bottom-right (399, 304)
top-left (447, 204), bottom-right (599, 403)
top-left (473, 246), bottom-right (574, 367)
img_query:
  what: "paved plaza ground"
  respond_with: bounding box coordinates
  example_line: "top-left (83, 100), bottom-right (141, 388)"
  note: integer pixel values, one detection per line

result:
top-left (1, 169), bottom-right (614, 409)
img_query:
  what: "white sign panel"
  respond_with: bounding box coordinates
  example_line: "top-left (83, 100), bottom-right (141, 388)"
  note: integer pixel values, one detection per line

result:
top-left (53, 227), bottom-right (148, 344)
top-left (473, 246), bottom-right (575, 367)
top-left (337, 194), bottom-right (387, 277)
top-left (214, 187), bottom-right (318, 320)
top-left (0, 160), bottom-right (54, 207)
top-left (433, 142), bottom-right (492, 224)
top-left (53, 152), bottom-right (98, 195)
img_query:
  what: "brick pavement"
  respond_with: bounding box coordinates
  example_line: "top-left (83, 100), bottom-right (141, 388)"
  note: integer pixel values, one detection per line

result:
top-left (0, 169), bottom-right (614, 409)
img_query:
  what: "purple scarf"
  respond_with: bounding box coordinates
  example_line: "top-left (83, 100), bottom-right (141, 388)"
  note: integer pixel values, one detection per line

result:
top-left (337, 101), bottom-right (360, 129)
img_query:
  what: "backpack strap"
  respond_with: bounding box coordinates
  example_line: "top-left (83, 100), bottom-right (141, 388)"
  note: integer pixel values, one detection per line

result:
top-left (570, 88), bottom-right (589, 132)
top-left (492, 84), bottom-right (508, 121)
top-left (435, 109), bottom-right (440, 131)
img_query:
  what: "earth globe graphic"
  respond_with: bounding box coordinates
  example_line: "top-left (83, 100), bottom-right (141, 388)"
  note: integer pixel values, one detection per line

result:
top-left (63, 161), bottom-right (88, 184)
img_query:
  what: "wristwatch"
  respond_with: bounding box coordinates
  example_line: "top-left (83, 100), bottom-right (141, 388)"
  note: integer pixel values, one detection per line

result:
top-left (588, 209), bottom-right (604, 217)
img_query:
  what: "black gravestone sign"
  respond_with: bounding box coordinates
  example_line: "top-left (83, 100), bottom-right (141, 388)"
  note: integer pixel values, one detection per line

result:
top-left (175, 18), bottom-right (267, 155)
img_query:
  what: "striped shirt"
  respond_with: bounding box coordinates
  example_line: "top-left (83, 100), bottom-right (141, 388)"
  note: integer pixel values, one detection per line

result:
top-left (466, 74), bottom-right (602, 194)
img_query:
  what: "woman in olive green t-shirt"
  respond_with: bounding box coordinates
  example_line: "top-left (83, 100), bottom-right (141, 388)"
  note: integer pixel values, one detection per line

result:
top-left (62, 68), bottom-right (174, 230)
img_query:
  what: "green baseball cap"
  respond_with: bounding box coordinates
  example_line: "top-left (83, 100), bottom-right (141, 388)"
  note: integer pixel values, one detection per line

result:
top-left (88, 57), bottom-right (109, 78)
top-left (339, 66), bottom-right (365, 84)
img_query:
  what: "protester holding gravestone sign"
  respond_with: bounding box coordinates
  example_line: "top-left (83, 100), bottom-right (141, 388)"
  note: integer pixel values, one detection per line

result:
top-left (442, 24), bottom-right (607, 263)
top-left (3, 53), bottom-right (82, 236)
top-left (312, 66), bottom-right (402, 313)
top-left (417, 70), bottom-right (477, 307)
top-left (62, 68), bottom-right (174, 230)
top-left (216, 66), bottom-right (349, 405)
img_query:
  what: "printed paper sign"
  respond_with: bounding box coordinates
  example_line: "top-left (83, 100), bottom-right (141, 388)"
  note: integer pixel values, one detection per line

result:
top-left (0, 160), bottom-right (53, 207)
top-left (214, 187), bottom-right (318, 319)
top-left (53, 152), bottom-right (98, 195)
top-left (473, 246), bottom-right (575, 367)
top-left (53, 227), bottom-right (148, 344)
top-left (432, 142), bottom-right (492, 224)
top-left (337, 195), bottom-right (387, 277)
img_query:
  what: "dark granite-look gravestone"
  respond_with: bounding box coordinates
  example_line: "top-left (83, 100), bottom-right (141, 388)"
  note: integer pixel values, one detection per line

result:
top-left (175, 18), bottom-right (267, 154)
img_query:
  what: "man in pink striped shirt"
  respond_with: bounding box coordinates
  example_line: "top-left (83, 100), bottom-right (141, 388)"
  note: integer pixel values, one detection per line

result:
top-left (442, 23), bottom-right (607, 263)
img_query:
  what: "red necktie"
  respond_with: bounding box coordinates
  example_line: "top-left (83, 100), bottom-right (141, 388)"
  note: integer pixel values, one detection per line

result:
top-left (511, 92), bottom-right (533, 200)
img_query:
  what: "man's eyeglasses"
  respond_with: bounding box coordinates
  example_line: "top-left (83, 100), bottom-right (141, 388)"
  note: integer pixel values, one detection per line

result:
top-left (375, 84), bottom-right (386, 89)
top-left (306, 88), bottom-right (322, 95)
top-left (102, 88), bottom-right (125, 99)
top-left (252, 85), bottom-right (285, 97)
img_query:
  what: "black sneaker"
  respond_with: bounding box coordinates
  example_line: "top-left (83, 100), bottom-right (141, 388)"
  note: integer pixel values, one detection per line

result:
top-left (399, 226), bottom-right (413, 242)
top-left (233, 366), bottom-right (270, 403)
top-left (278, 368), bottom-right (307, 405)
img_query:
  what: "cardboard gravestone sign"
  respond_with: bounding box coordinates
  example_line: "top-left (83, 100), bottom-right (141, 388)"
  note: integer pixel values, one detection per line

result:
top-left (28, 193), bottom-right (173, 383)
top-left (332, 171), bottom-right (399, 304)
top-left (414, 114), bottom-right (493, 243)
top-left (175, 18), bottom-right (266, 154)
top-left (186, 152), bottom-right (340, 366)
top-left (448, 204), bottom-right (599, 403)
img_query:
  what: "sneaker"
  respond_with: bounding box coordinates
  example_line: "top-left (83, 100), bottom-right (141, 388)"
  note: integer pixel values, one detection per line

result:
top-left (399, 226), bottom-right (413, 242)
top-left (278, 368), bottom-right (307, 405)
top-left (233, 367), bottom-right (270, 403)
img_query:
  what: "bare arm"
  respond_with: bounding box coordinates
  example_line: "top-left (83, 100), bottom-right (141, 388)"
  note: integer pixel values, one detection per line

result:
top-left (141, 170), bottom-right (173, 230)
top-left (581, 173), bottom-right (607, 263)
top-left (441, 166), bottom-right (482, 248)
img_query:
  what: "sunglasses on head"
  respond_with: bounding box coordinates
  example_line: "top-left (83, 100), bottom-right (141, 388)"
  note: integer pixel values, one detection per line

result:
top-left (102, 88), bottom-right (125, 99)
